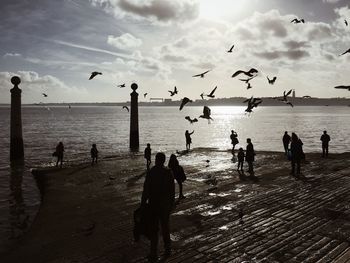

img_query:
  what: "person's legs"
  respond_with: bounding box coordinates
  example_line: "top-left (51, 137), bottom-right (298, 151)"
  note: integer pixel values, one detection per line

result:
top-left (326, 145), bottom-right (329, 157)
top-left (149, 213), bottom-right (160, 260)
top-left (291, 160), bottom-right (295, 175)
top-left (178, 181), bottom-right (184, 199)
top-left (284, 144), bottom-right (288, 155)
top-left (240, 162), bottom-right (243, 171)
top-left (296, 160), bottom-right (301, 175)
top-left (160, 211), bottom-right (171, 254)
top-left (322, 146), bottom-right (325, 157)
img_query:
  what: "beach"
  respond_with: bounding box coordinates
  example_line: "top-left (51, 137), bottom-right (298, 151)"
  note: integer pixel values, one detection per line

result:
top-left (2, 148), bottom-right (350, 263)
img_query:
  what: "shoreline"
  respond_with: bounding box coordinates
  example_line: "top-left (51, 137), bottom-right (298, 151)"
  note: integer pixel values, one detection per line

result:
top-left (2, 148), bottom-right (350, 262)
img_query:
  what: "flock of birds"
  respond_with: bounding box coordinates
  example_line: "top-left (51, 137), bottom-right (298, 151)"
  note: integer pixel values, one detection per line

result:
top-left (37, 16), bottom-right (349, 124)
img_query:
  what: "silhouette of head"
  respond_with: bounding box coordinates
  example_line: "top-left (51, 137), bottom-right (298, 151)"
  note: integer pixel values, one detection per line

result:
top-left (285, 131), bottom-right (288, 135)
top-left (59, 142), bottom-right (63, 145)
top-left (168, 154), bottom-right (179, 168)
top-left (291, 132), bottom-right (298, 142)
top-left (323, 130), bottom-right (327, 134)
top-left (239, 147), bottom-right (243, 152)
top-left (231, 130), bottom-right (234, 133)
top-left (186, 130), bottom-right (189, 133)
top-left (147, 143), bottom-right (150, 147)
top-left (92, 144), bottom-right (96, 148)
top-left (247, 138), bottom-right (251, 143)
top-left (155, 152), bottom-right (166, 166)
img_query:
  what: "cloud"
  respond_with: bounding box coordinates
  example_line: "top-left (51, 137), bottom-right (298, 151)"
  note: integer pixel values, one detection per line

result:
top-left (284, 40), bottom-right (310, 50)
top-left (91, 0), bottom-right (200, 23)
top-left (322, 0), bottom-right (340, 3)
top-left (254, 50), bottom-right (310, 60)
top-left (3, 53), bottom-right (22, 58)
top-left (107, 33), bottom-right (142, 49)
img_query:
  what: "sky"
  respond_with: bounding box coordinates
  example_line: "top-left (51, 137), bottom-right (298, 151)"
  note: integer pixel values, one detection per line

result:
top-left (0, 0), bottom-right (350, 103)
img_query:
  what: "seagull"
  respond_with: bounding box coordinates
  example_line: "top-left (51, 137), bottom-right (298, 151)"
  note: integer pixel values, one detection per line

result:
top-left (291, 18), bottom-right (305, 24)
top-left (168, 86), bottom-right (178, 96)
top-left (284, 101), bottom-right (294, 107)
top-left (345, 19), bottom-right (348, 26)
top-left (179, 97), bottom-right (193, 110)
top-left (239, 76), bottom-right (255, 83)
top-left (227, 44), bottom-right (235, 53)
top-left (334, 85), bottom-right (350, 91)
top-left (42, 93), bottom-right (48, 97)
top-left (89, 71), bottom-right (102, 80)
top-left (232, 68), bottom-right (258, 78)
top-left (339, 48), bottom-right (350, 56)
top-left (185, 116), bottom-right (198, 124)
top-left (206, 86), bottom-right (217, 98)
top-left (144, 93), bottom-right (148, 98)
top-left (246, 83), bottom-right (253, 90)
top-left (192, 70), bottom-right (211, 78)
top-left (200, 93), bottom-right (205, 100)
top-left (117, 83), bottom-right (125, 88)
top-left (243, 97), bottom-right (262, 113)
top-left (199, 106), bottom-right (213, 123)
top-left (122, 106), bottom-right (129, 112)
top-left (281, 89), bottom-right (293, 101)
top-left (267, 76), bottom-right (277, 85)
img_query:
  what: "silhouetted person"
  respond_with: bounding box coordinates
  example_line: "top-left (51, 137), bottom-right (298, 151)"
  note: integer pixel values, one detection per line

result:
top-left (141, 153), bottom-right (175, 262)
top-left (185, 130), bottom-right (194, 151)
top-left (320, 130), bottom-right (331, 157)
top-left (290, 133), bottom-right (303, 177)
top-left (230, 130), bottom-right (239, 155)
top-left (237, 147), bottom-right (244, 171)
top-left (168, 154), bottom-right (186, 200)
top-left (283, 131), bottom-right (291, 155)
top-left (144, 143), bottom-right (152, 170)
top-left (55, 142), bottom-right (64, 168)
top-left (90, 144), bottom-right (98, 166)
top-left (246, 138), bottom-right (255, 175)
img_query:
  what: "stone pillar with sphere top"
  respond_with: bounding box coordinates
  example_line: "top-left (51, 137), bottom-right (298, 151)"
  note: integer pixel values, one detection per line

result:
top-left (129, 83), bottom-right (139, 150)
top-left (10, 76), bottom-right (24, 161)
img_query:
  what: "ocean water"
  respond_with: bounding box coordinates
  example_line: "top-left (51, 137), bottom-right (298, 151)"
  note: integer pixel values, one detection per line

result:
top-left (0, 105), bottom-right (349, 250)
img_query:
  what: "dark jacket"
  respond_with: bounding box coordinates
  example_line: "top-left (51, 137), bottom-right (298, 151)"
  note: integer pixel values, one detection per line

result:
top-left (170, 165), bottom-right (186, 183)
top-left (144, 147), bottom-right (151, 160)
top-left (320, 134), bottom-right (330, 146)
top-left (291, 139), bottom-right (303, 160)
top-left (237, 151), bottom-right (245, 162)
top-left (91, 147), bottom-right (98, 158)
top-left (283, 134), bottom-right (291, 145)
top-left (246, 143), bottom-right (255, 162)
top-left (141, 165), bottom-right (175, 212)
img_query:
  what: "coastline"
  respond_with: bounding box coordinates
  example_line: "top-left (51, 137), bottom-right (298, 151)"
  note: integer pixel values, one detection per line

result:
top-left (2, 148), bottom-right (350, 263)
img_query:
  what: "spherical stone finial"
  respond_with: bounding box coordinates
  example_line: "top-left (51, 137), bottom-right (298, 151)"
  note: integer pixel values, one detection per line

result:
top-left (131, 83), bottom-right (138, 91)
top-left (11, 76), bottom-right (21, 86)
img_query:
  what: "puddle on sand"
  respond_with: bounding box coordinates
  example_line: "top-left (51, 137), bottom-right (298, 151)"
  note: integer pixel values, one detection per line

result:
top-left (201, 210), bottom-right (222, 216)
top-left (219, 225), bottom-right (229, 231)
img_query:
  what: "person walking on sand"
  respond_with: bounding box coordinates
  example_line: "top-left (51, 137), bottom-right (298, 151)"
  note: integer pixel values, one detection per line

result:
top-left (185, 130), bottom-right (194, 151)
top-left (144, 143), bottom-right (152, 170)
top-left (282, 131), bottom-right (291, 156)
top-left (90, 144), bottom-right (98, 166)
top-left (141, 152), bottom-right (175, 262)
top-left (168, 154), bottom-right (186, 200)
top-left (237, 147), bottom-right (245, 172)
top-left (230, 130), bottom-right (239, 155)
top-left (55, 142), bottom-right (64, 168)
top-left (290, 132), bottom-right (303, 177)
top-left (245, 138), bottom-right (255, 175)
top-left (320, 130), bottom-right (331, 158)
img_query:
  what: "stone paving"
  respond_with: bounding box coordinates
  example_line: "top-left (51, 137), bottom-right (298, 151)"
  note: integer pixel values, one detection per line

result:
top-left (2, 149), bottom-right (350, 263)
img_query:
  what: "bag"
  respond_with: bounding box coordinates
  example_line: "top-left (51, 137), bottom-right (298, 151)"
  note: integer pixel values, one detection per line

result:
top-left (133, 204), bottom-right (151, 242)
top-left (52, 151), bottom-right (58, 157)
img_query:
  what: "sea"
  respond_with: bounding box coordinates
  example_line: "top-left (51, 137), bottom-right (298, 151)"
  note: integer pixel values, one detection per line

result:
top-left (0, 105), bottom-right (349, 251)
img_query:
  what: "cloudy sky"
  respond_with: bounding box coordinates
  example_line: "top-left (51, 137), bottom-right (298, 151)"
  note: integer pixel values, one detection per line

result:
top-left (1, 0), bottom-right (350, 103)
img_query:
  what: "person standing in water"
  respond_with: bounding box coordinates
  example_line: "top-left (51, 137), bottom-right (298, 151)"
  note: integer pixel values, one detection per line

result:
top-left (168, 154), bottom-right (186, 200)
top-left (55, 142), bottom-right (64, 168)
top-left (90, 144), bottom-right (98, 166)
top-left (230, 130), bottom-right (239, 155)
top-left (144, 143), bottom-right (152, 170)
top-left (185, 130), bottom-right (194, 151)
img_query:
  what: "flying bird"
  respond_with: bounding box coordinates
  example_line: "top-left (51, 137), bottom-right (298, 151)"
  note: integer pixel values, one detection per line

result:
top-left (122, 106), bottom-right (129, 112)
top-left (239, 76), bottom-right (255, 83)
top-left (227, 44), bottom-right (235, 53)
top-left (267, 76), bottom-right (277, 85)
top-left (144, 93), bottom-right (148, 98)
top-left (200, 93), bottom-right (205, 100)
top-left (232, 68), bottom-right (258, 78)
top-left (89, 71), bottom-right (102, 80)
top-left (278, 90), bottom-right (294, 107)
top-left (246, 83), bottom-right (253, 90)
top-left (243, 97), bottom-right (262, 113)
top-left (291, 18), bottom-right (305, 24)
top-left (179, 97), bottom-right (193, 111)
top-left (117, 83), bottom-right (125, 88)
top-left (192, 70), bottom-right (211, 78)
top-left (185, 116), bottom-right (198, 124)
top-left (206, 86), bottom-right (217, 98)
top-left (339, 48), bottom-right (350, 56)
top-left (284, 101), bottom-right (294, 107)
top-left (199, 106), bottom-right (213, 123)
top-left (168, 86), bottom-right (178, 96)
top-left (345, 19), bottom-right (348, 26)
top-left (334, 85), bottom-right (350, 91)
top-left (42, 93), bottom-right (48, 97)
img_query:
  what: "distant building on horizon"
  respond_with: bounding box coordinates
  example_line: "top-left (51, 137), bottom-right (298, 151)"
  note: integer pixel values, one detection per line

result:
top-left (292, 89), bottom-right (296, 98)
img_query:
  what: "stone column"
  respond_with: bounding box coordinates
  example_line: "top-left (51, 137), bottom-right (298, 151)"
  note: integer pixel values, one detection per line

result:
top-left (129, 83), bottom-right (139, 150)
top-left (10, 76), bottom-right (24, 161)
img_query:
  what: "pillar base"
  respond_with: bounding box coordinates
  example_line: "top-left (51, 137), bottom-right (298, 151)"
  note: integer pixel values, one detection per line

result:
top-left (10, 137), bottom-right (24, 161)
top-left (129, 131), bottom-right (139, 151)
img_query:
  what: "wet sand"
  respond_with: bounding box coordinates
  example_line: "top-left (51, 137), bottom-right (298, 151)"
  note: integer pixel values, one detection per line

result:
top-left (1, 149), bottom-right (350, 263)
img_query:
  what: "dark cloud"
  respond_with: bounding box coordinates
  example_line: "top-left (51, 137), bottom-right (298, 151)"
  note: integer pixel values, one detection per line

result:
top-left (118, 0), bottom-right (199, 22)
top-left (255, 49), bottom-right (310, 60)
top-left (284, 40), bottom-right (309, 50)
top-left (162, 54), bottom-right (188, 62)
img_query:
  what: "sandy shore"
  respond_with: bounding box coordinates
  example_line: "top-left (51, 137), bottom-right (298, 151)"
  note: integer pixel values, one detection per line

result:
top-left (2, 148), bottom-right (350, 263)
